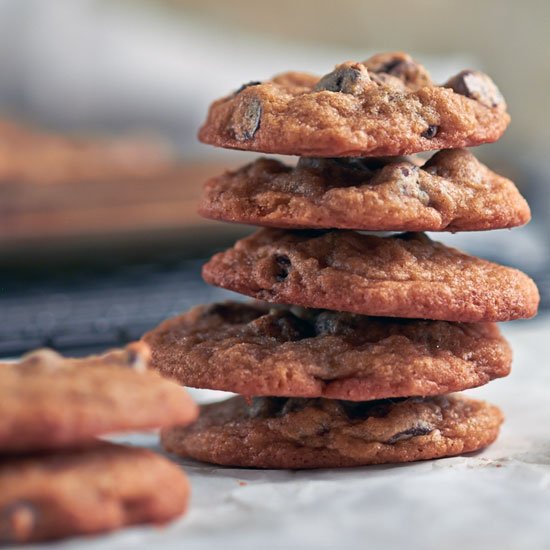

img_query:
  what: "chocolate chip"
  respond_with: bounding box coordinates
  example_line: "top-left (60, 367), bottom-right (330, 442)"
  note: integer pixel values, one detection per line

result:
top-left (377, 59), bottom-right (425, 86)
top-left (298, 157), bottom-right (378, 187)
top-left (274, 254), bottom-right (291, 282)
top-left (232, 97), bottom-right (262, 141)
top-left (249, 397), bottom-right (320, 418)
top-left (426, 164), bottom-right (451, 180)
top-left (340, 401), bottom-right (374, 420)
top-left (314, 63), bottom-right (371, 95)
top-left (340, 399), bottom-right (402, 420)
top-left (314, 312), bottom-right (356, 336)
top-left (444, 70), bottom-right (504, 108)
top-left (315, 424), bottom-right (331, 436)
top-left (363, 53), bottom-right (433, 89)
top-left (393, 162), bottom-right (418, 180)
top-left (203, 303), bottom-right (235, 318)
top-left (276, 315), bottom-right (312, 340)
top-left (234, 81), bottom-right (261, 95)
top-left (378, 58), bottom-right (404, 74)
top-left (296, 157), bottom-right (324, 171)
top-left (388, 164), bottom-right (429, 204)
top-left (333, 157), bottom-right (382, 173)
top-left (281, 398), bottom-right (315, 416)
top-left (421, 125), bottom-right (438, 139)
top-left (203, 303), bottom-right (262, 324)
top-left (372, 59), bottom-right (414, 84)
top-left (386, 422), bottom-right (433, 444)
top-left (298, 157), bottom-right (374, 178)
top-left (249, 397), bottom-right (288, 418)
top-left (252, 311), bottom-right (315, 341)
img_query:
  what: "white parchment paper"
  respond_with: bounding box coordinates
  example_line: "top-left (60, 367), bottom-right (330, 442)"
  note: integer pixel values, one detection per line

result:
top-left (22, 314), bottom-right (550, 550)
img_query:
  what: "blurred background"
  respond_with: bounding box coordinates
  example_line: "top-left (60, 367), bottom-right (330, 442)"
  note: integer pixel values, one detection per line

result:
top-left (0, 0), bottom-right (548, 356)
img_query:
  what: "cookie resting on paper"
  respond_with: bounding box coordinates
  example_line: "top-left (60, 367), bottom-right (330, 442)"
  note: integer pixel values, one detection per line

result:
top-left (0, 443), bottom-right (189, 544)
top-left (162, 395), bottom-right (503, 469)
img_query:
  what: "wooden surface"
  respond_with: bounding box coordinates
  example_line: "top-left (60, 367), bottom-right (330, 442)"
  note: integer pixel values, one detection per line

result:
top-left (0, 161), bottom-right (250, 255)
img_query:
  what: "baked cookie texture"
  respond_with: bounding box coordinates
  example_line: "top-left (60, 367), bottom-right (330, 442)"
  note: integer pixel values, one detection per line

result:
top-left (143, 302), bottom-right (512, 400)
top-left (198, 52), bottom-right (510, 157)
top-left (0, 443), bottom-right (189, 544)
top-left (0, 343), bottom-right (198, 453)
top-left (199, 149), bottom-right (530, 232)
top-left (154, 50), bottom-right (531, 469)
top-left (202, 230), bottom-right (540, 322)
top-left (150, 50), bottom-right (528, 469)
top-left (162, 394), bottom-right (503, 469)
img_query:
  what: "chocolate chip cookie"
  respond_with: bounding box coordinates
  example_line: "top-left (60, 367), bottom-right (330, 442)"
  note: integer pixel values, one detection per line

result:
top-left (0, 343), bottom-right (198, 453)
top-left (143, 302), bottom-right (511, 400)
top-left (0, 443), bottom-right (189, 544)
top-left (199, 52), bottom-right (510, 157)
top-left (162, 394), bottom-right (503, 468)
top-left (202, 230), bottom-right (539, 322)
top-left (199, 149), bottom-right (530, 232)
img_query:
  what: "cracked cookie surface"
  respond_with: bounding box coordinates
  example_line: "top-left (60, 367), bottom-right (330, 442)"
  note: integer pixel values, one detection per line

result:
top-left (143, 302), bottom-right (511, 400)
top-left (0, 343), bottom-right (197, 453)
top-left (202, 230), bottom-right (539, 322)
top-left (199, 149), bottom-right (530, 232)
top-left (162, 394), bottom-right (503, 468)
top-left (198, 52), bottom-right (510, 157)
top-left (0, 443), bottom-right (189, 544)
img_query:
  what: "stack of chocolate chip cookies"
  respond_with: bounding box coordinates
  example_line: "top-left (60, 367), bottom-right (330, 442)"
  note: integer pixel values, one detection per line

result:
top-left (0, 344), bottom-right (197, 544)
top-left (145, 52), bottom-right (540, 469)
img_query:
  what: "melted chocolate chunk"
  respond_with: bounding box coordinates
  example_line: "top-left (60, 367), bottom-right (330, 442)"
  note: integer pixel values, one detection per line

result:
top-left (378, 58), bottom-right (404, 74)
top-left (363, 53), bottom-right (433, 89)
top-left (444, 70), bottom-right (504, 109)
top-left (314, 311), bottom-right (356, 336)
top-left (386, 422), bottom-right (433, 444)
top-left (297, 157), bottom-right (377, 186)
top-left (234, 81), bottom-right (261, 95)
top-left (281, 398), bottom-right (316, 416)
top-left (253, 311), bottom-right (315, 341)
top-left (332, 157), bottom-right (386, 174)
top-left (203, 303), bottom-right (262, 325)
top-left (314, 63), bottom-right (371, 95)
top-left (421, 125), bottom-right (439, 139)
top-left (274, 254), bottom-right (292, 282)
top-left (249, 397), bottom-right (288, 418)
top-left (232, 97), bottom-right (262, 141)
top-left (340, 399), bottom-right (403, 420)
